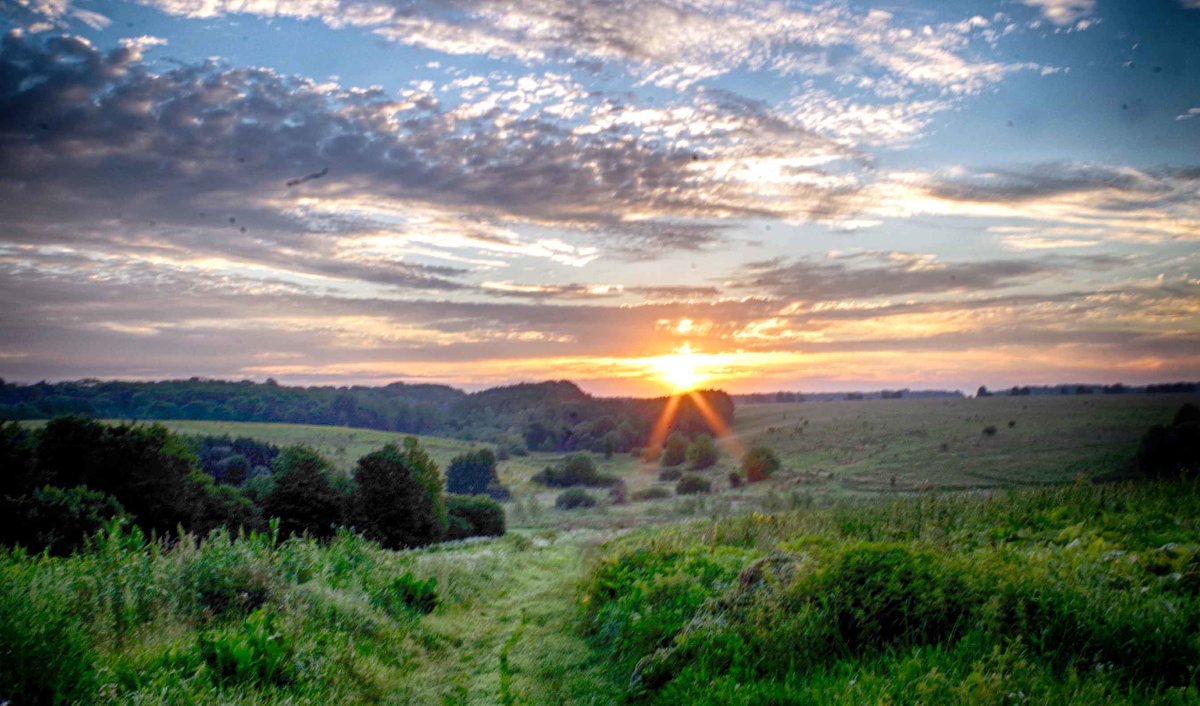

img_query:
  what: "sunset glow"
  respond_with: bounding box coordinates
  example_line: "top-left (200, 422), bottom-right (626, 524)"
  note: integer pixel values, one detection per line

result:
top-left (0, 1), bottom-right (1196, 392)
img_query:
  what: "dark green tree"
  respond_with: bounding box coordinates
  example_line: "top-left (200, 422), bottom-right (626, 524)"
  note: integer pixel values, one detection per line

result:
top-left (444, 495), bottom-right (506, 540)
top-left (446, 449), bottom-right (500, 496)
top-left (660, 432), bottom-right (688, 467)
top-left (352, 438), bottom-right (446, 549)
top-left (261, 446), bottom-right (343, 539)
top-left (687, 434), bottom-right (718, 470)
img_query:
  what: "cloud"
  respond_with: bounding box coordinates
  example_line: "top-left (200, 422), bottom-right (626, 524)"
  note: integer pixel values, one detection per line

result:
top-left (1020, 0), bottom-right (1095, 25)
top-left (731, 251), bottom-right (1067, 301)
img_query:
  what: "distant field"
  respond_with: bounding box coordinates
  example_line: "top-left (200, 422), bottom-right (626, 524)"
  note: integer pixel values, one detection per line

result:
top-left (732, 393), bottom-right (1200, 494)
top-left (18, 393), bottom-right (1197, 530)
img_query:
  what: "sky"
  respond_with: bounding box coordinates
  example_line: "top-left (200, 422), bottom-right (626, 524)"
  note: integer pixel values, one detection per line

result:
top-left (0, 0), bottom-right (1197, 396)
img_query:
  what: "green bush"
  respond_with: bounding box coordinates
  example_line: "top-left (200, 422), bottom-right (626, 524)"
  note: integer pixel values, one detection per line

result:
top-left (555, 488), bottom-right (597, 510)
top-left (445, 494), bottom-right (506, 540)
top-left (0, 557), bottom-right (97, 704)
top-left (2, 485), bottom-right (126, 556)
top-left (687, 434), bottom-right (719, 470)
top-left (658, 467), bottom-right (683, 482)
top-left (675, 474), bottom-right (711, 495)
top-left (632, 486), bottom-right (672, 501)
top-left (531, 454), bottom-right (618, 488)
top-left (660, 433), bottom-right (688, 467)
top-left (198, 608), bottom-right (293, 686)
top-left (741, 445), bottom-right (781, 483)
top-left (352, 437), bottom-right (447, 549)
top-left (175, 530), bottom-right (276, 620)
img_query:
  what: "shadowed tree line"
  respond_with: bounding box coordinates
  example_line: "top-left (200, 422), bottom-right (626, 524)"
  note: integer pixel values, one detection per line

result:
top-left (0, 417), bottom-right (505, 556)
top-left (0, 378), bottom-right (734, 454)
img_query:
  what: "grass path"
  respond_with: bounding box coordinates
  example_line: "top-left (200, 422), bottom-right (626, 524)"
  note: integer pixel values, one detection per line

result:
top-left (397, 530), bottom-right (622, 705)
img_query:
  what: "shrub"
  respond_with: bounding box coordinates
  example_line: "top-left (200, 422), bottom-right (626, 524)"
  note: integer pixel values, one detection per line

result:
top-left (741, 446), bottom-right (781, 483)
top-left (660, 433), bottom-right (688, 467)
top-left (728, 472), bottom-right (744, 489)
top-left (176, 531), bottom-right (276, 620)
top-left (982, 425), bottom-right (998, 437)
top-left (446, 448), bottom-right (500, 496)
top-left (352, 437), bottom-right (447, 549)
top-left (3, 485), bottom-right (127, 556)
top-left (531, 454), bottom-right (617, 488)
top-left (198, 609), bottom-right (294, 686)
top-left (658, 467), bottom-right (683, 482)
top-left (445, 494), bottom-right (506, 540)
top-left (687, 434), bottom-right (719, 470)
top-left (261, 446), bottom-right (343, 540)
top-left (1137, 405), bottom-right (1200, 479)
top-left (631, 486), bottom-right (672, 501)
top-left (372, 572), bottom-right (438, 617)
top-left (0, 560), bottom-right (97, 704)
top-left (555, 488), bottom-right (597, 510)
top-left (675, 474), bottom-right (711, 495)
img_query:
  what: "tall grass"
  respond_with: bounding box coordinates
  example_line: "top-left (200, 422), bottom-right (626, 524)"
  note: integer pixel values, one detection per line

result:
top-left (579, 481), bottom-right (1200, 704)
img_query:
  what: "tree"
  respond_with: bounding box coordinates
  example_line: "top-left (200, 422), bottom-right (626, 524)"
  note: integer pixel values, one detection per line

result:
top-left (446, 449), bottom-right (500, 496)
top-left (444, 495), bottom-right (506, 540)
top-left (352, 438), bottom-right (446, 549)
top-left (687, 434), bottom-right (718, 470)
top-left (261, 446), bottom-right (343, 539)
top-left (660, 433), bottom-right (688, 467)
top-left (742, 445), bottom-right (781, 483)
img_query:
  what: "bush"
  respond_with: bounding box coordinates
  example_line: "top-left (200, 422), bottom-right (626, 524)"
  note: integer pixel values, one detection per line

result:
top-left (532, 454), bottom-right (618, 488)
top-left (741, 446), bottom-right (781, 483)
top-left (445, 494), bottom-right (506, 540)
top-left (631, 486), bottom-right (672, 501)
top-left (446, 448), bottom-right (500, 496)
top-left (352, 437), bottom-right (447, 549)
top-left (0, 559), bottom-right (97, 704)
top-left (555, 488), bottom-right (597, 510)
top-left (1137, 405), bottom-right (1200, 479)
top-left (261, 446), bottom-right (344, 540)
top-left (372, 572), bottom-right (438, 617)
top-left (687, 434), bottom-right (719, 470)
top-left (658, 467), bottom-right (683, 482)
top-left (176, 531), bottom-right (276, 619)
top-left (728, 472), bottom-right (743, 489)
top-left (675, 474), bottom-right (711, 495)
top-left (198, 609), bottom-right (293, 686)
top-left (2, 485), bottom-right (127, 556)
top-left (660, 433), bottom-right (688, 467)
top-left (982, 425), bottom-right (998, 437)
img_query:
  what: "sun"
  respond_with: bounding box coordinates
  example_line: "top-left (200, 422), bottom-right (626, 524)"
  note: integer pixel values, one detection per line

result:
top-left (653, 343), bottom-right (710, 392)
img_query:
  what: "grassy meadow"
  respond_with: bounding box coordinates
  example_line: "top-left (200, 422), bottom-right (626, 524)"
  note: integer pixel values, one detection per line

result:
top-left (5, 393), bottom-right (1200, 704)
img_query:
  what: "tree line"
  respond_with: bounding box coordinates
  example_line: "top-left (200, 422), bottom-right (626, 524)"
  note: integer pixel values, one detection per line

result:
top-left (0, 378), bottom-right (734, 454)
top-left (0, 417), bottom-right (506, 556)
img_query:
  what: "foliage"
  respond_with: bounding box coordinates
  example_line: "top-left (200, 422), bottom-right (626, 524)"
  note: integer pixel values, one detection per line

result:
top-left (445, 494), bottom-right (506, 540)
top-left (580, 482), bottom-right (1200, 704)
top-left (675, 474), bottom-right (712, 495)
top-left (631, 486), bottom-right (672, 501)
top-left (352, 437), bottom-right (447, 549)
top-left (372, 571), bottom-right (439, 616)
top-left (555, 488), bottom-right (597, 510)
top-left (660, 433), bottom-right (688, 467)
top-left (532, 453), bottom-right (618, 488)
top-left (198, 609), bottom-right (294, 686)
top-left (1, 485), bottom-right (127, 556)
top-left (446, 448), bottom-right (508, 499)
top-left (686, 434), bottom-right (719, 470)
top-left (741, 445), bottom-right (781, 483)
top-left (1137, 404), bottom-right (1200, 479)
top-left (658, 467), bottom-right (683, 482)
top-left (261, 446), bottom-right (344, 539)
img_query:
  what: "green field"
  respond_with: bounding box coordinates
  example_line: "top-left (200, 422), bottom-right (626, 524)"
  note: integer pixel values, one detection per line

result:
top-left (7, 394), bottom-right (1199, 704)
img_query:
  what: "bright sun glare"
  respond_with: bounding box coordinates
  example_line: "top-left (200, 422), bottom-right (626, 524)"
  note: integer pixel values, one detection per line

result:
top-left (653, 343), bottom-right (709, 392)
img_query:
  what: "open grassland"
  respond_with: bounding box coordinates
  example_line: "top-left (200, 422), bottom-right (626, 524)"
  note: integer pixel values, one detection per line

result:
top-left (6, 482), bottom-right (1199, 704)
top-left (21, 393), bottom-right (1196, 532)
